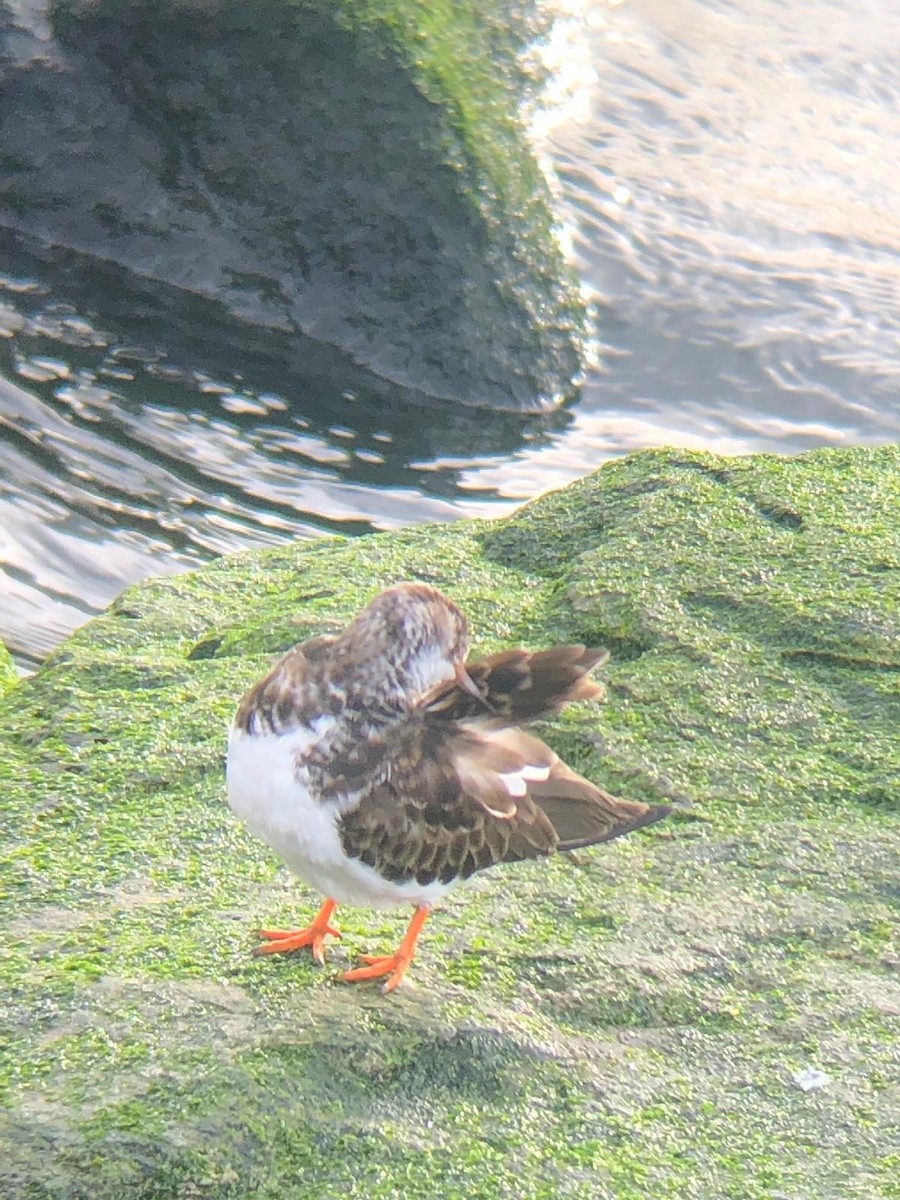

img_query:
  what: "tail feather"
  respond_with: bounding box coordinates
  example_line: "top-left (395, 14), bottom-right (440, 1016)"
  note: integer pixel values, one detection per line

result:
top-left (528, 764), bottom-right (671, 850)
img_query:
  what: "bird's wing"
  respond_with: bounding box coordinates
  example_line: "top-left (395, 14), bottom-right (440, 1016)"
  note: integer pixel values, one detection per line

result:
top-left (336, 722), bottom-right (560, 887)
top-left (422, 645), bottom-right (609, 724)
top-left (522, 760), bottom-right (671, 849)
top-left (453, 725), bottom-right (670, 850)
top-left (336, 721), bottom-right (669, 887)
top-left (419, 645), bottom-right (669, 847)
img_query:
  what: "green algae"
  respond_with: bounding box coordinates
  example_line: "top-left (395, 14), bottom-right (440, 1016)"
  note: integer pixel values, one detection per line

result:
top-left (0, 641), bottom-right (16, 694)
top-left (1, 446), bottom-right (899, 1198)
top-left (484, 445), bottom-right (900, 811)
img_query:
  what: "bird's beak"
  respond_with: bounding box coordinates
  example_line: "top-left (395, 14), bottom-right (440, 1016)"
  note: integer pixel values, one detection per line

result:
top-left (454, 661), bottom-right (483, 699)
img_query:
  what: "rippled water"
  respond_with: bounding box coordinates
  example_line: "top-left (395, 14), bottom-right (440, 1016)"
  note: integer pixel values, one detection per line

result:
top-left (3, 0), bottom-right (899, 664)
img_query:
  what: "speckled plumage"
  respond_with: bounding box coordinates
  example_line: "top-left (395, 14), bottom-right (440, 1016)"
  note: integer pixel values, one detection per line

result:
top-left (226, 582), bottom-right (670, 988)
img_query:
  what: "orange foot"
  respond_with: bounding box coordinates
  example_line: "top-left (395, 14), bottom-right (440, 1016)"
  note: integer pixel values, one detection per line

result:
top-left (252, 898), bottom-right (340, 965)
top-left (341, 905), bottom-right (429, 994)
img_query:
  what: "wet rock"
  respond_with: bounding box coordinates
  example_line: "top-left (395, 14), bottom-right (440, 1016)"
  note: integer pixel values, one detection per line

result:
top-left (0, 0), bottom-right (585, 410)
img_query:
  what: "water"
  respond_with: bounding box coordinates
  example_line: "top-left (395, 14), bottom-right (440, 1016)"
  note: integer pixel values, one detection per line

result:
top-left (2, 0), bottom-right (899, 665)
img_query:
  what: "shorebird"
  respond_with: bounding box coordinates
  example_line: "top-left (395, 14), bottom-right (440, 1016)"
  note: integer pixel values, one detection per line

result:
top-left (226, 582), bottom-right (669, 991)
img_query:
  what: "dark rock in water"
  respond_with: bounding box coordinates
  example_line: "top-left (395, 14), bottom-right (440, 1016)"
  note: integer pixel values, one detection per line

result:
top-left (0, 0), bottom-right (586, 410)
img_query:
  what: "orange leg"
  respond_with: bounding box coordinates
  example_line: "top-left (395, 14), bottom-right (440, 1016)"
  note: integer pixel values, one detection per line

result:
top-left (341, 905), bottom-right (430, 993)
top-left (252, 898), bottom-right (340, 965)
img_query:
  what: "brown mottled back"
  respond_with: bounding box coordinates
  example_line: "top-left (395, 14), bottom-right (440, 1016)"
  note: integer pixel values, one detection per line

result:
top-left (233, 637), bottom-right (337, 735)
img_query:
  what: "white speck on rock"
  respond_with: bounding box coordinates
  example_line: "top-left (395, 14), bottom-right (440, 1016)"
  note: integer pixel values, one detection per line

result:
top-left (792, 1067), bottom-right (831, 1092)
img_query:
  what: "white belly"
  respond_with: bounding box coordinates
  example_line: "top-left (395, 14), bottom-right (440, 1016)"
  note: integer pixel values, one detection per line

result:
top-left (225, 725), bottom-right (454, 909)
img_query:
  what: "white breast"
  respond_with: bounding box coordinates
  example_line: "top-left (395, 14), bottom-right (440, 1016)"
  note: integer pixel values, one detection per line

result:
top-left (225, 723), bottom-right (456, 910)
top-left (226, 721), bottom-right (339, 875)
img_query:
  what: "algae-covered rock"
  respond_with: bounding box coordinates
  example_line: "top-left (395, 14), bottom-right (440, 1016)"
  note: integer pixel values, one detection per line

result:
top-left (0, 641), bottom-right (16, 694)
top-left (0, 0), bottom-right (584, 410)
top-left (1, 447), bottom-right (898, 1199)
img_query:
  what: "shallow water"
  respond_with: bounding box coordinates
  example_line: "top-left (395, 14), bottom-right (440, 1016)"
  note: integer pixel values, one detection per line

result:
top-left (2, 0), bottom-right (899, 664)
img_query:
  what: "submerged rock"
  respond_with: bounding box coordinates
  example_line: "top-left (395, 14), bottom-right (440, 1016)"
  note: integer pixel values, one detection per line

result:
top-left (0, 0), bottom-right (585, 410)
top-left (1, 446), bottom-right (898, 1197)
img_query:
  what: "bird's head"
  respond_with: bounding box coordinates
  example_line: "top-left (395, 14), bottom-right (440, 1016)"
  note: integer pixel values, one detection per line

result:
top-left (335, 582), bottom-right (473, 708)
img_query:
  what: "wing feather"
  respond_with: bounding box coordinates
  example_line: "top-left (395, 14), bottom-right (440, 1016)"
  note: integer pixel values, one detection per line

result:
top-left (423, 644), bottom-right (609, 723)
top-left (338, 722), bottom-right (559, 886)
top-left (338, 644), bottom-right (669, 888)
top-left (447, 725), bottom-right (670, 852)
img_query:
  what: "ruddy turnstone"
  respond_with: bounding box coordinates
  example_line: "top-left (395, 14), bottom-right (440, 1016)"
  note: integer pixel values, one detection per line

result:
top-left (226, 582), bottom-right (669, 992)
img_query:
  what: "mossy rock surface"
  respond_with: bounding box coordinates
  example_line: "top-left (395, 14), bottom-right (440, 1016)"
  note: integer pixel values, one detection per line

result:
top-left (0, 642), bottom-right (16, 694)
top-left (2, 446), bottom-right (898, 1199)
